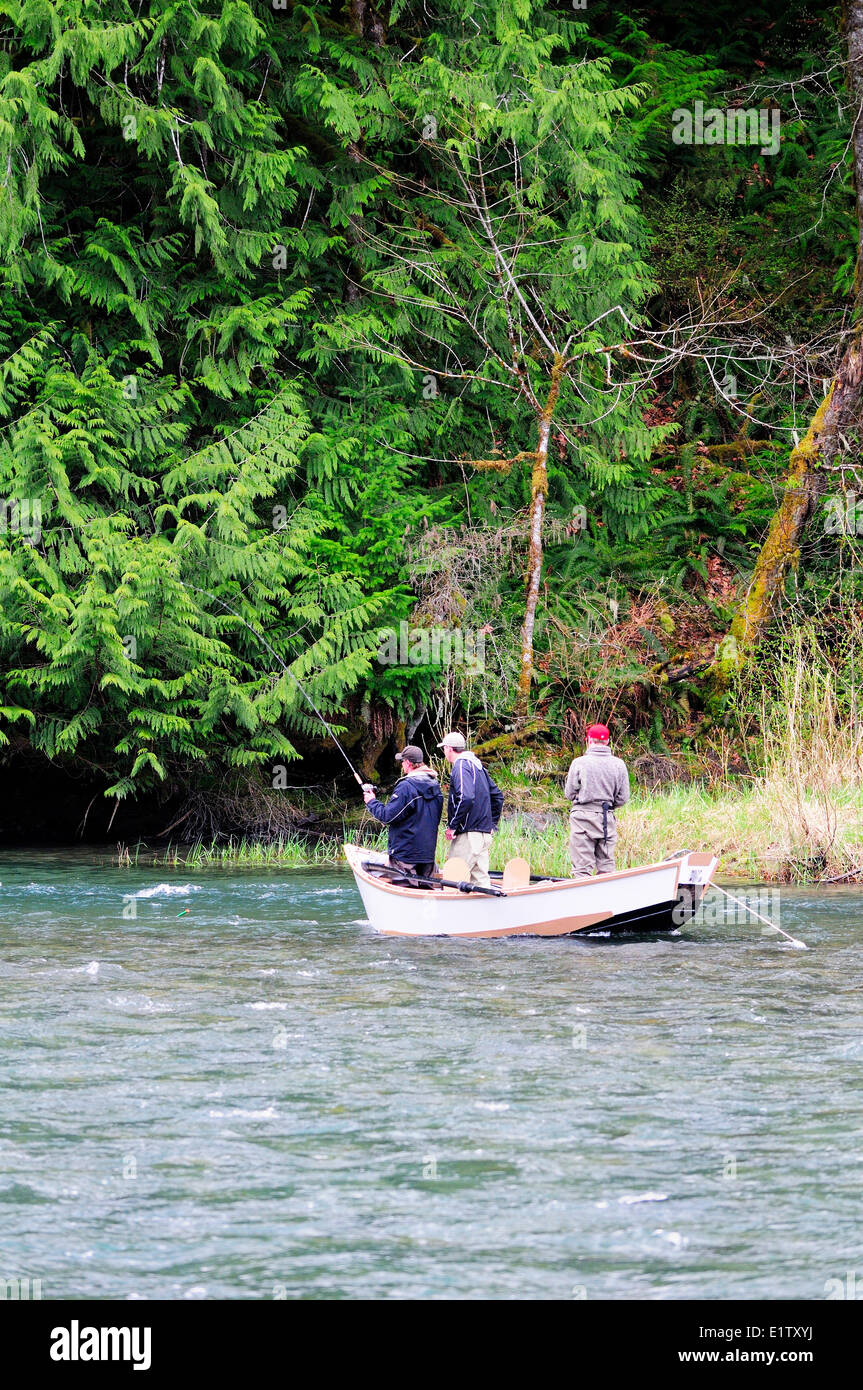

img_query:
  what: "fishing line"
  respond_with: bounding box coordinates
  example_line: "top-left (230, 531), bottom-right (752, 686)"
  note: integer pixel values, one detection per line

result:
top-left (179, 579), bottom-right (370, 790)
top-left (711, 882), bottom-right (808, 950)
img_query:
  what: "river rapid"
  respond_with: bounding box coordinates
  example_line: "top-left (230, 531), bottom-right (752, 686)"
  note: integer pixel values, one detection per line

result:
top-left (1, 850), bottom-right (861, 1300)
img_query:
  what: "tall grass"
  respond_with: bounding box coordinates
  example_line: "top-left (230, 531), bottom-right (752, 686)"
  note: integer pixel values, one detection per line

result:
top-left (155, 829), bottom-right (387, 868)
top-left (749, 637), bottom-right (863, 879)
top-left (147, 778), bottom-right (863, 882)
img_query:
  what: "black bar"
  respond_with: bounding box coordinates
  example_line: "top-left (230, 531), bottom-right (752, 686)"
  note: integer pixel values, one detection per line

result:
top-left (9, 1299), bottom-right (856, 1374)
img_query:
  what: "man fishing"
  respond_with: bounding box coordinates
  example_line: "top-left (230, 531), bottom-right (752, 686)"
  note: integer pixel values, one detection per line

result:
top-left (565, 723), bottom-right (630, 877)
top-left (362, 745), bottom-right (443, 884)
top-left (438, 732), bottom-right (504, 888)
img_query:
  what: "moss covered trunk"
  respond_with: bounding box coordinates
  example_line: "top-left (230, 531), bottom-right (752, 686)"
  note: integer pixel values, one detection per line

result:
top-left (715, 364), bottom-right (862, 680)
top-left (714, 0), bottom-right (863, 685)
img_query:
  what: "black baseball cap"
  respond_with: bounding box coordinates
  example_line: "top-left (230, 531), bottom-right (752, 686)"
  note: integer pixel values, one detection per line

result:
top-left (395, 745), bottom-right (425, 764)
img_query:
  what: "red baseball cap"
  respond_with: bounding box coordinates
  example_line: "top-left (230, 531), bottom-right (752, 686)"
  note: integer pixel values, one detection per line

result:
top-left (585, 723), bottom-right (610, 742)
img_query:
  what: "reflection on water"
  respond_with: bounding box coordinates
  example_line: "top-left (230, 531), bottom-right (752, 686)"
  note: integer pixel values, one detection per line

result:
top-left (1, 849), bottom-right (861, 1299)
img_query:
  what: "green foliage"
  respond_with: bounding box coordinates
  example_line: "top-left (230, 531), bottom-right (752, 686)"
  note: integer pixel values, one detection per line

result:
top-left (0, 0), bottom-right (855, 816)
top-left (0, 0), bottom-right (412, 795)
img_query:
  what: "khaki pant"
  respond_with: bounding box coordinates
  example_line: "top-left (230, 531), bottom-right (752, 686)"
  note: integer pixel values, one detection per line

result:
top-left (569, 807), bottom-right (617, 877)
top-left (448, 831), bottom-right (493, 887)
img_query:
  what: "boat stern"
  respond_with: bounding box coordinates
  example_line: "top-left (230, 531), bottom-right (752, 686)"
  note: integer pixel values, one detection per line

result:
top-left (674, 851), bottom-right (719, 927)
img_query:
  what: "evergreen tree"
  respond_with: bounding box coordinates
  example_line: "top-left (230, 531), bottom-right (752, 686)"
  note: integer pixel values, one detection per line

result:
top-left (0, 0), bottom-right (413, 798)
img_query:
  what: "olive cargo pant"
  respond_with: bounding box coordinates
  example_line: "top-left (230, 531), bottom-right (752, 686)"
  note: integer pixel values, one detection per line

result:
top-left (569, 806), bottom-right (617, 877)
top-left (448, 831), bottom-right (493, 887)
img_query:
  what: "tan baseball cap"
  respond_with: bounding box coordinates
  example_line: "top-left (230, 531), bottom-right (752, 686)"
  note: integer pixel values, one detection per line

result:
top-left (437, 731), bottom-right (466, 751)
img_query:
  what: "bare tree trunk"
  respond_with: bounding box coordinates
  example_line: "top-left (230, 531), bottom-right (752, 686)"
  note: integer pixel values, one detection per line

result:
top-left (714, 0), bottom-right (863, 685)
top-left (515, 356), bottom-right (565, 716)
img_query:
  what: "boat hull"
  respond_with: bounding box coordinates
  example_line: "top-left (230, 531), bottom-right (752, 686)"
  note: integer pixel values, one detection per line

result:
top-left (344, 844), bottom-right (717, 939)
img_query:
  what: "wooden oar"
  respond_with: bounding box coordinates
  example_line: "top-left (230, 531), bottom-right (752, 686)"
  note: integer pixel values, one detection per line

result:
top-left (361, 860), bottom-right (506, 898)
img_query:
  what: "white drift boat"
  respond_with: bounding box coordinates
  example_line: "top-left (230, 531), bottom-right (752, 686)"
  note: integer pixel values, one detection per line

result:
top-left (344, 842), bottom-right (718, 939)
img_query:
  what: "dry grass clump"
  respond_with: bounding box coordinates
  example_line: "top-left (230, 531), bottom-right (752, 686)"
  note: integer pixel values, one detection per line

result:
top-left (618, 646), bottom-right (863, 882)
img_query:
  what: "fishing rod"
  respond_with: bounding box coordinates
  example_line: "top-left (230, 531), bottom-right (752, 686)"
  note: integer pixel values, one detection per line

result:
top-left (179, 580), bottom-right (372, 793)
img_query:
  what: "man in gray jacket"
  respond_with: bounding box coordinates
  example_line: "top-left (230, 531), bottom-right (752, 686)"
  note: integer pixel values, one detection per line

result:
top-left (564, 723), bottom-right (630, 876)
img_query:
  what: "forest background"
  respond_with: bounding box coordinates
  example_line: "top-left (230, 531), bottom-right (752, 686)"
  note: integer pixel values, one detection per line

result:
top-left (1, 0), bottom-right (861, 879)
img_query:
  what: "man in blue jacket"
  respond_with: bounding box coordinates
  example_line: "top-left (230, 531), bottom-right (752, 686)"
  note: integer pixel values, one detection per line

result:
top-left (438, 731), bottom-right (504, 887)
top-left (362, 745), bottom-right (443, 883)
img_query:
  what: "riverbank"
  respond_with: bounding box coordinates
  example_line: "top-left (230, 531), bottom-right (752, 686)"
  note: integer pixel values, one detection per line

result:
top-left (144, 776), bottom-right (863, 884)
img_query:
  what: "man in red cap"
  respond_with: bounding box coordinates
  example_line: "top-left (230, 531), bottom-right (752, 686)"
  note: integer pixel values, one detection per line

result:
top-left (564, 723), bottom-right (630, 877)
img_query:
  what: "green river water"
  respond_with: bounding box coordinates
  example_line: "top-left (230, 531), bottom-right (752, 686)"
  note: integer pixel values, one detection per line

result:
top-left (1, 850), bottom-right (862, 1300)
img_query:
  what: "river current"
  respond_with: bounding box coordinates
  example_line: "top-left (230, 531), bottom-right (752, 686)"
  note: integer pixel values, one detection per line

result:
top-left (1, 850), bottom-right (861, 1299)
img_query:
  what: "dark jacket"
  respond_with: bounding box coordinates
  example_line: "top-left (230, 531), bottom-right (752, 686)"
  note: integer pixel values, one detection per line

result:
top-left (447, 752), bottom-right (504, 835)
top-left (366, 767), bottom-right (443, 865)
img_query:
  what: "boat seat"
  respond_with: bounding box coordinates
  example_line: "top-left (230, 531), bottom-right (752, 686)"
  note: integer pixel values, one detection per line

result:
top-left (502, 857), bottom-right (531, 890)
top-left (441, 856), bottom-right (471, 883)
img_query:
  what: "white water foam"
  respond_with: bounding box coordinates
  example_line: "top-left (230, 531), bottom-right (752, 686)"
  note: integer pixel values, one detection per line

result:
top-left (208, 1104), bottom-right (278, 1120)
top-left (69, 960), bottom-right (127, 977)
top-left (73, 961), bottom-right (102, 976)
top-left (653, 1229), bottom-right (688, 1247)
top-left (133, 883), bottom-right (202, 898)
top-left (108, 994), bottom-right (159, 1012)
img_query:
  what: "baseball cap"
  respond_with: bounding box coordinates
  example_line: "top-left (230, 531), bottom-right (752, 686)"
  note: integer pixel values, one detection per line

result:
top-left (436, 731), bottom-right (466, 751)
top-left (395, 745), bottom-right (425, 764)
top-left (585, 723), bottom-right (610, 742)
